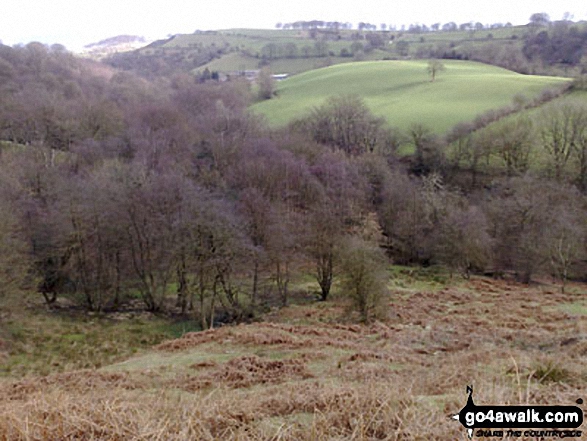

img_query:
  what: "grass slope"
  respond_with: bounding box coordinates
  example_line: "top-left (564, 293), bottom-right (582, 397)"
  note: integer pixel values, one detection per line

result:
top-left (446, 90), bottom-right (587, 176)
top-left (196, 50), bottom-right (391, 76)
top-left (251, 60), bottom-right (570, 133)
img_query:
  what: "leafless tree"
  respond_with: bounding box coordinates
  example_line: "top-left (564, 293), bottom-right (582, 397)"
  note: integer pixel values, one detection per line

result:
top-left (0, 174), bottom-right (29, 299)
top-left (294, 95), bottom-right (396, 156)
top-left (378, 171), bottom-right (431, 264)
top-left (547, 206), bottom-right (585, 293)
top-left (433, 205), bottom-right (492, 278)
top-left (410, 123), bottom-right (445, 175)
top-left (304, 152), bottom-right (367, 300)
top-left (447, 122), bottom-right (490, 187)
top-left (484, 176), bottom-right (571, 283)
top-left (487, 117), bottom-right (535, 176)
top-left (58, 167), bottom-right (127, 311)
top-left (538, 104), bottom-right (577, 181)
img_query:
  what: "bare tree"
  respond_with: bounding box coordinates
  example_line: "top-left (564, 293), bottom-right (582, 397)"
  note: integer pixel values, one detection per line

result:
top-left (305, 152), bottom-right (367, 300)
top-left (0, 177), bottom-right (29, 299)
top-left (446, 122), bottom-right (490, 187)
top-left (570, 107), bottom-right (587, 191)
top-left (488, 117), bottom-right (535, 176)
top-left (547, 205), bottom-right (585, 293)
top-left (378, 171), bottom-right (431, 264)
top-left (6, 145), bottom-right (69, 307)
top-left (58, 168), bottom-right (127, 311)
top-left (294, 95), bottom-right (395, 156)
top-left (545, 103), bottom-right (587, 190)
top-left (538, 104), bottom-right (576, 181)
top-left (410, 123), bottom-right (445, 175)
top-left (433, 205), bottom-right (492, 278)
top-left (182, 194), bottom-right (248, 327)
top-left (266, 205), bottom-right (299, 306)
top-left (238, 187), bottom-right (270, 306)
top-left (305, 203), bottom-right (338, 301)
top-left (120, 169), bottom-right (187, 311)
top-left (483, 177), bottom-right (572, 283)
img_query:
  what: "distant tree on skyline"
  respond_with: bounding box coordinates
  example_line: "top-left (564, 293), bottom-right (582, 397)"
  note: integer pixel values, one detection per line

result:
top-left (529, 12), bottom-right (550, 27)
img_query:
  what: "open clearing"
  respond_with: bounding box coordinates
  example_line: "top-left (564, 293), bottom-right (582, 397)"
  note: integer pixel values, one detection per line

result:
top-left (251, 60), bottom-right (570, 133)
top-left (1, 276), bottom-right (585, 440)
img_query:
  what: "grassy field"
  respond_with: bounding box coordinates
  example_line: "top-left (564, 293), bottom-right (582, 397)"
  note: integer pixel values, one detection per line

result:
top-left (251, 60), bottom-right (570, 133)
top-left (445, 90), bottom-right (587, 176)
top-left (1, 272), bottom-right (586, 439)
top-left (195, 50), bottom-right (392, 76)
top-left (0, 292), bottom-right (201, 378)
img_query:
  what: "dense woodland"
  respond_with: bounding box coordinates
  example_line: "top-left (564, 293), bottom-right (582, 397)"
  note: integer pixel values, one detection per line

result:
top-left (1, 42), bottom-right (587, 325)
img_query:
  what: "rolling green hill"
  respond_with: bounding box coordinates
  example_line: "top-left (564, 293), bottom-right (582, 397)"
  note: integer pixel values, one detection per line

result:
top-left (111, 25), bottom-right (534, 78)
top-left (106, 23), bottom-right (586, 81)
top-left (251, 60), bottom-right (571, 133)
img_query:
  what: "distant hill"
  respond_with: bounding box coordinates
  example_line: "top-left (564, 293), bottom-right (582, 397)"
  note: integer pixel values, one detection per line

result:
top-left (251, 60), bottom-right (571, 133)
top-left (85, 35), bottom-right (146, 49)
top-left (102, 21), bottom-right (587, 79)
top-left (80, 35), bottom-right (152, 59)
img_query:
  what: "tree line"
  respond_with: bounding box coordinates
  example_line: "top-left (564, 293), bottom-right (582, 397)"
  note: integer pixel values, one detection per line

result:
top-left (275, 19), bottom-right (514, 33)
top-left (1, 43), bottom-right (587, 324)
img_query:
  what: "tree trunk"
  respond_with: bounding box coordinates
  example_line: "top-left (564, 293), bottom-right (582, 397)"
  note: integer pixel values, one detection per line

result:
top-left (198, 267), bottom-right (207, 329)
top-left (317, 252), bottom-right (333, 301)
top-left (252, 260), bottom-right (259, 306)
top-left (113, 251), bottom-right (121, 309)
top-left (176, 253), bottom-right (188, 314)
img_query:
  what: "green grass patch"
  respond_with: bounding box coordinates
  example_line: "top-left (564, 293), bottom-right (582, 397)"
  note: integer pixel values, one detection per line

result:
top-left (197, 50), bottom-right (393, 76)
top-left (531, 358), bottom-right (573, 384)
top-left (251, 60), bottom-right (570, 133)
top-left (446, 90), bottom-right (587, 175)
top-left (0, 310), bottom-right (198, 377)
top-left (387, 265), bottom-right (462, 293)
top-left (106, 346), bottom-right (245, 372)
top-left (556, 302), bottom-right (587, 316)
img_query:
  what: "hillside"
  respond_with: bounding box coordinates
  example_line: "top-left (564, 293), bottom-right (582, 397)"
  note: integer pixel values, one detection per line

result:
top-left (1, 275), bottom-right (585, 439)
top-left (445, 89), bottom-right (587, 177)
top-left (103, 21), bottom-right (587, 80)
top-left (106, 28), bottom-right (397, 78)
top-left (251, 60), bottom-right (570, 133)
top-left (196, 49), bottom-right (391, 76)
top-left (80, 35), bottom-right (152, 60)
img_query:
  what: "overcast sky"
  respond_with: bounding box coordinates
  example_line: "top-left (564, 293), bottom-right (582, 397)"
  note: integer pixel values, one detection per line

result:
top-left (1, 0), bottom-right (586, 52)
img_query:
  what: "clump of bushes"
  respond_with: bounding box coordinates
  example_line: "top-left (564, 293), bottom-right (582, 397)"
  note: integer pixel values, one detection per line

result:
top-left (338, 237), bottom-right (389, 323)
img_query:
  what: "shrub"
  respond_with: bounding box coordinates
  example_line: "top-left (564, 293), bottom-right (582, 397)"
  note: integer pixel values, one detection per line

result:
top-left (338, 237), bottom-right (389, 323)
